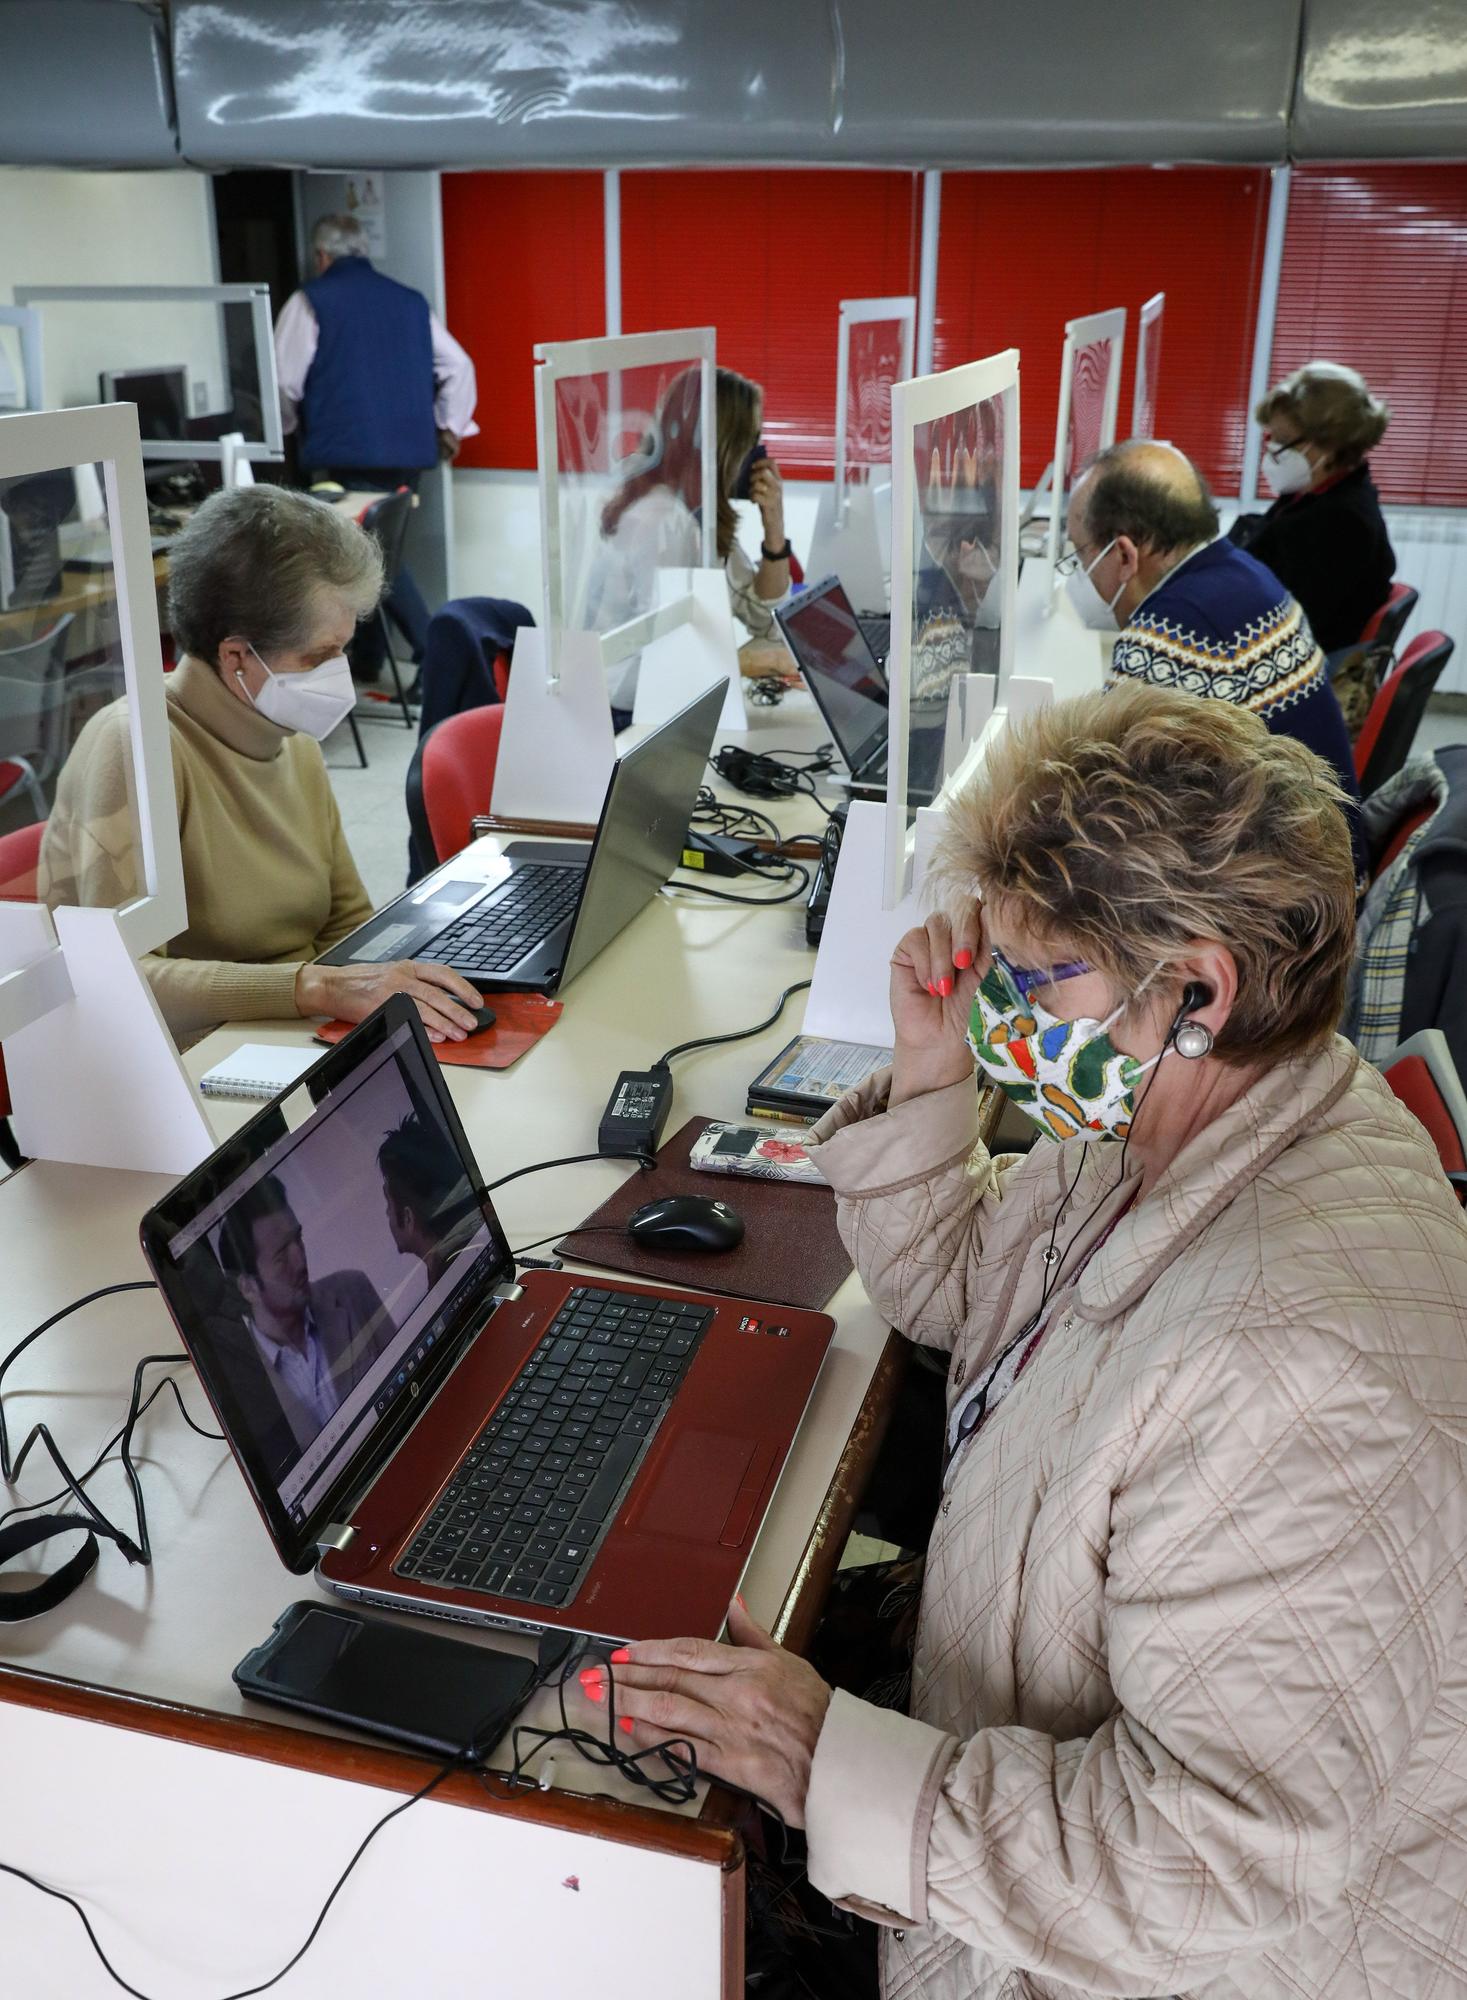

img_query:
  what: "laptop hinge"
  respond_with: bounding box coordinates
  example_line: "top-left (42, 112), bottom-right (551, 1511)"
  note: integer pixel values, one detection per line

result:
top-left (492, 1280), bottom-right (526, 1304)
top-left (317, 1521), bottom-right (357, 1555)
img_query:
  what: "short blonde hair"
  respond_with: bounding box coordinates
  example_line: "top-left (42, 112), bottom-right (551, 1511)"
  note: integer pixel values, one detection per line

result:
top-left (1257, 361), bottom-right (1389, 470)
top-left (934, 683), bottom-right (1357, 1067)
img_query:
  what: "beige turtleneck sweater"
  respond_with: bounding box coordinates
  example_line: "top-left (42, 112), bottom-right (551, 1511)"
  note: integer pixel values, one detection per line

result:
top-left (38, 655), bottom-right (373, 1043)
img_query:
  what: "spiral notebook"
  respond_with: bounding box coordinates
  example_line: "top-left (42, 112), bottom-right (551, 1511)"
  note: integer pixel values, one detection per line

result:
top-left (198, 1044), bottom-right (319, 1101)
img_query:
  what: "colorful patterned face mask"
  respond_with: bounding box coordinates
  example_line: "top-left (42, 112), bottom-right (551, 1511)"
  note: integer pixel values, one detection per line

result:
top-left (966, 963), bottom-right (1161, 1142)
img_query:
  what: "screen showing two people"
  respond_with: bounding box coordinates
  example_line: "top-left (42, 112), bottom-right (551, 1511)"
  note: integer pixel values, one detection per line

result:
top-left (175, 1036), bottom-right (492, 1520)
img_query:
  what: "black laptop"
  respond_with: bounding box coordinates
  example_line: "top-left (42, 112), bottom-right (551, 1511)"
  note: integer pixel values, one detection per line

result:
top-left (775, 576), bottom-right (891, 799)
top-left (318, 679), bottom-right (725, 995)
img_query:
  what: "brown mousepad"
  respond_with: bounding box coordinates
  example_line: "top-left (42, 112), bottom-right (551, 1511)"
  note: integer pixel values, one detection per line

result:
top-left (556, 1116), bottom-right (852, 1311)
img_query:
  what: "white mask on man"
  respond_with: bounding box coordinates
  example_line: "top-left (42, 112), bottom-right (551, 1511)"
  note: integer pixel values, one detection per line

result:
top-left (239, 644), bottom-right (356, 740)
top-left (1261, 445), bottom-right (1314, 497)
top-left (1063, 539), bottom-right (1126, 632)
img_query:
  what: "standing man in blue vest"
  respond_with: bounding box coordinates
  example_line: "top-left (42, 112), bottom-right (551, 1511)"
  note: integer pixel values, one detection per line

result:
top-left (274, 212), bottom-right (478, 678)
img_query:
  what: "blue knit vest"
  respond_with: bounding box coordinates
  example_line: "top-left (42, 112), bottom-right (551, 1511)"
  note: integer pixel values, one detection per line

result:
top-left (299, 257), bottom-right (436, 472)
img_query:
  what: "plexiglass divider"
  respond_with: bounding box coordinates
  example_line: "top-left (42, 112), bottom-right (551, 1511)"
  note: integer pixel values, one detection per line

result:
top-left (1043, 306), bottom-right (1126, 570)
top-left (0, 306), bottom-right (43, 412)
top-left (1132, 292), bottom-right (1166, 440)
top-left (807, 296), bottom-right (916, 616)
top-left (493, 328), bottom-right (736, 824)
top-left (13, 285), bottom-right (282, 464)
top-left (0, 403), bottom-right (214, 1172)
top-left (803, 350), bottom-right (1021, 1049)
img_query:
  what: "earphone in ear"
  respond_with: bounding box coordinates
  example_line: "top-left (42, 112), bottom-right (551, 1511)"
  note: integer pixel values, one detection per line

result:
top-left (1172, 981), bottom-right (1215, 1061)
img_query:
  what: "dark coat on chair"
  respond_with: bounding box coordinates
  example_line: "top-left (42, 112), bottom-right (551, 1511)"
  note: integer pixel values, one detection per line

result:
top-left (416, 596), bottom-right (535, 736)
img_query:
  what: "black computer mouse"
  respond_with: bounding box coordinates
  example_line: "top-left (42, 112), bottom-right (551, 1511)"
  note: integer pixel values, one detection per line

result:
top-left (626, 1195), bottom-right (745, 1253)
top-left (468, 1004), bottom-right (497, 1034)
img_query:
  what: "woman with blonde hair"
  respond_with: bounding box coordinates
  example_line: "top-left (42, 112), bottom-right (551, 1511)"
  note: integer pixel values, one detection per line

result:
top-left (589, 683), bottom-right (1467, 2000)
top-left (1234, 359), bottom-right (1395, 653)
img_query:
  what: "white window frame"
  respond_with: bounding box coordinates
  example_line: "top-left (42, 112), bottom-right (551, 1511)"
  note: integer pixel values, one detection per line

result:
top-left (0, 403), bottom-right (186, 1038)
top-left (887, 347), bottom-right (1020, 908)
top-left (13, 284), bottom-right (283, 463)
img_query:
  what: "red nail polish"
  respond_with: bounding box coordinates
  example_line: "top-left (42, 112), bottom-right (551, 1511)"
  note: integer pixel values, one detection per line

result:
top-left (609, 1646), bottom-right (630, 1665)
top-left (618, 1716), bottom-right (634, 1734)
top-left (937, 976), bottom-right (954, 997)
top-left (735, 1593), bottom-right (748, 1612)
top-left (926, 980), bottom-right (937, 996)
top-left (953, 949), bottom-right (973, 969)
top-left (584, 1680), bottom-right (605, 1705)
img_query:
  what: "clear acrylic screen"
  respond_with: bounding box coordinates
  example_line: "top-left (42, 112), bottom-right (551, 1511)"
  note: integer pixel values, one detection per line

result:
top-left (903, 390), bottom-right (1005, 825)
top-left (1135, 310), bottom-right (1164, 439)
top-left (33, 296), bottom-right (274, 452)
top-left (552, 358), bottom-right (709, 642)
top-left (1066, 335), bottom-right (1117, 479)
top-left (845, 317), bottom-right (907, 477)
top-left (1, 457), bottom-right (143, 910)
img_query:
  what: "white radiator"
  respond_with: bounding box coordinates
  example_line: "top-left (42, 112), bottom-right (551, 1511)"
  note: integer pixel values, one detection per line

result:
top-left (1381, 508), bottom-right (1467, 696)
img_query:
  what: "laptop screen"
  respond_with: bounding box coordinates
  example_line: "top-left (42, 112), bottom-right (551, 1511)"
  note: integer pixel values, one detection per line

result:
top-left (144, 1004), bottom-right (510, 1566)
top-left (776, 578), bottom-right (889, 775)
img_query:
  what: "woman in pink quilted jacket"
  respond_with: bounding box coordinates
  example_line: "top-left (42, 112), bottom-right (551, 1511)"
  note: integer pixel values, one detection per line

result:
top-left (592, 682), bottom-right (1467, 2000)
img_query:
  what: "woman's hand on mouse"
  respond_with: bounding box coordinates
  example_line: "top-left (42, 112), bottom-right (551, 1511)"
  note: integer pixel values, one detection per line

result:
top-left (578, 1596), bottom-right (831, 1828)
top-left (889, 905), bottom-right (984, 1106)
top-left (294, 959), bottom-right (482, 1044)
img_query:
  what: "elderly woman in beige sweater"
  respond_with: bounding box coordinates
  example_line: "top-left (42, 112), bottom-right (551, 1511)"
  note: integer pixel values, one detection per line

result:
top-left (589, 684), bottom-right (1467, 2000)
top-left (39, 486), bottom-right (478, 1047)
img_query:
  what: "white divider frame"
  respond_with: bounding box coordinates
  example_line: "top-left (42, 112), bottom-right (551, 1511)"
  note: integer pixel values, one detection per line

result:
top-left (804, 349), bottom-right (1020, 1044)
top-left (0, 404), bottom-right (214, 1172)
top-left (13, 284), bottom-right (283, 464)
top-left (1044, 305), bottom-right (1127, 570)
top-left (0, 305), bottom-right (43, 410)
top-left (807, 297), bottom-right (915, 614)
top-left (1132, 291), bottom-right (1166, 440)
top-left (832, 296), bottom-right (916, 522)
top-left (630, 568), bottom-right (746, 732)
top-left (884, 347), bottom-right (1020, 908)
top-left (495, 329), bottom-right (723, 819)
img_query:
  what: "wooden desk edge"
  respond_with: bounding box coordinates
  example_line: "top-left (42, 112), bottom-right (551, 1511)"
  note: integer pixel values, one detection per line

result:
top-left (0, 1659), bottom-right (739, 1871)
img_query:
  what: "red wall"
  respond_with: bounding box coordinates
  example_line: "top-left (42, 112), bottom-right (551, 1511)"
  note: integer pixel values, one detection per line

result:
top-left (443, 171), bottom-right (605, 472)
top-left (935, 167), bottom-right (1271, 494)
top-left (1270, 164), bottom-right (1467, 509)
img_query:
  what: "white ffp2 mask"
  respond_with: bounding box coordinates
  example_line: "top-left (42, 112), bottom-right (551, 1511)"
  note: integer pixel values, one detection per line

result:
top-left (1063, 539), bottom-right (1126, 632)
top-left (1261, 445), bottom-right (1313, 497)
top-left (240, 645), bottom-right (356, 740)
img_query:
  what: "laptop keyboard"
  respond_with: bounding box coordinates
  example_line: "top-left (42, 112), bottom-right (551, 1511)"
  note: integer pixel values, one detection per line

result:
top-left (395, 1286), bottom-right (715, 1609)
top-left (416, 864), bottom-right (582, 978)
top-left (857, 613), bottom-right (890, 660)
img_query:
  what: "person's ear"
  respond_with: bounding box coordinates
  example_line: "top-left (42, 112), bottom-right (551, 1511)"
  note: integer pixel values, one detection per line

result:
top-left (1169, 942), bottom-right (1239, 1046)
top-left (217, 635), bottom-right (259, 700)
top-left (1113, 534), bottom-right (1142, 582)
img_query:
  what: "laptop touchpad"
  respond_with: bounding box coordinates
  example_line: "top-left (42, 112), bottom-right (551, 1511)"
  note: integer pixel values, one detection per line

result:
top-left (627, 1431), bottom-right (755, 1543)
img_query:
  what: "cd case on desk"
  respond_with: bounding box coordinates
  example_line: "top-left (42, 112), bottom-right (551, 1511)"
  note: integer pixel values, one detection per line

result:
top-left (746, 1033), bottom-right (892, 1121)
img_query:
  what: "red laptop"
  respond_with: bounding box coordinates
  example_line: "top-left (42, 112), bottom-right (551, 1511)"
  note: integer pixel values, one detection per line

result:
top-left (140, 997), bottom-right (835, 1645)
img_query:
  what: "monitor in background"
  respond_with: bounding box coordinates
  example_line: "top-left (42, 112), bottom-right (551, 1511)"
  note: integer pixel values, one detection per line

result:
top-left (99, 365), bottom-right (191, 444)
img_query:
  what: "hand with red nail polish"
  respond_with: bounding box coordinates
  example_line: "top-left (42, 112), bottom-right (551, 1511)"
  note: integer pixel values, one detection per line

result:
top-left (591, 1596), bottom-right (830, 1827)
top-left (889, 900), bottom-right (986, 1108)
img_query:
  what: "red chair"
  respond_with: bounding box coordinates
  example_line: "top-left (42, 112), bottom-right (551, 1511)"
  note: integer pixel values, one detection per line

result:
top-left (1355, 631), bottom-right (1456, 798)
top-left (0, 817), bottom-right (46, 1168)
top-left (1380, 1029), bottom-right (1467, 1201)
top-left (405, 704), bottom-right (506, 878)
top-left (1357, 581), bottom-right (1419, 655)
top-left (492, 651), bottom-right (511, 702)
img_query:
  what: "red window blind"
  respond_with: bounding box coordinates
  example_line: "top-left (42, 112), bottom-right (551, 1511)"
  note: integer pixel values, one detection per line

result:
top-left (935, 168), bottom-right (1270, 496)
top-left (1270, 165), bottom-right (1467, 509)
top-left (442, 171), bottom-right (605, 471)
top-left (619, 170), bottom-right (921, 480)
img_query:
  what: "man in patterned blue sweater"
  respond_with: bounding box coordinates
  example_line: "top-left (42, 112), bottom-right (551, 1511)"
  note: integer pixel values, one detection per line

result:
top-left (1063, 440), bottom-right (1365, 884)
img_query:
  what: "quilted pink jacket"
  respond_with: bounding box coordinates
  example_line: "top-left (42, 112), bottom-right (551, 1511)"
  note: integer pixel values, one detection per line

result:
top-left (803, 1038), bottom-right (1467, 2000)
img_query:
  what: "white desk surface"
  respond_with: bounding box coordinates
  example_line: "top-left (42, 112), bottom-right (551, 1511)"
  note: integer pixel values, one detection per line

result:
top-left (0, 839), bottom-right (892, 1823)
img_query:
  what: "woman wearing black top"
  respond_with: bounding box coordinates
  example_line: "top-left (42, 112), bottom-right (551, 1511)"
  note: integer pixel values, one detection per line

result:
top-left (1232, 361), bottom-right (1395, 655)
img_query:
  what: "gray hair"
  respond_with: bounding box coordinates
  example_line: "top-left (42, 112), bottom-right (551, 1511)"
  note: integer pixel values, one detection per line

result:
top-left (312, 212), bottom-right (369, 262)
top-left (167, 486), bottom-right (383, 668)
top-left (1256, 361), bottom-right (1389, 470)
